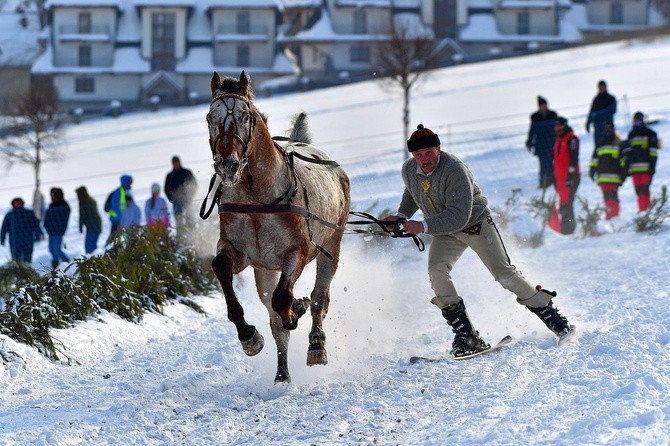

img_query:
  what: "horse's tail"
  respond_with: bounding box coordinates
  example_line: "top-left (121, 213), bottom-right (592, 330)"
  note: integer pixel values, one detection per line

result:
top-left (288, 112), bottom-right (313, 145)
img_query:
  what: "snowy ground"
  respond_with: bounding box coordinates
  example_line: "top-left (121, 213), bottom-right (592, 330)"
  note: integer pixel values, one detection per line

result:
top-left (1, 38), bottom-right (670, 445)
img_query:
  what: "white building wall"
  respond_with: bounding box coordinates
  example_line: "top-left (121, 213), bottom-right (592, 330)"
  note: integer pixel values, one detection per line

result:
top-left (588, 0), bottom-right (648, 26)
top-left (140, 8), bottom-right (188, 59)
top-left (55, 74), bottom-right (141, 102)
top-left (51, 7), bottom-right (117, 67)
top-left (497, 9), bottom-right (557, 35)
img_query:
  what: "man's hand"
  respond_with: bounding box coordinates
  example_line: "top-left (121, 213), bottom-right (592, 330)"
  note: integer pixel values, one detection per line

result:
top-left (402, 220), bottom-right (424, 235)
top-left (381, 215), bottom-right (404, 233)
top-left (585, 121), bottom-right (591, 133)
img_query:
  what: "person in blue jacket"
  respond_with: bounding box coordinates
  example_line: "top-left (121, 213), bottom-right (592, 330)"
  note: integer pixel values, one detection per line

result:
top-left (1, 197), bottom-right (43, 263)
top-left (586, 80), bottom-right (617, 146)
top-left (106, 174), bottom-right (133, 243)
top-left (43, 187), bottom-right (71, 269)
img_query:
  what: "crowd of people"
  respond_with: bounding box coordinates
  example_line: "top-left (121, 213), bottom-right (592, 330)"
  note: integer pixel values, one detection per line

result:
top-left (0, 156), bottom-right (197, 267)
top-left (526, 80), bottom-right (659, 234)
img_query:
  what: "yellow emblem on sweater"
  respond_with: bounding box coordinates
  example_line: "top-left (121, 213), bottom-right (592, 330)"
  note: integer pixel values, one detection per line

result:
top-left (421, 178), bottom-right (431, 193)
top-left (421, 178), bottom-right (436, 209)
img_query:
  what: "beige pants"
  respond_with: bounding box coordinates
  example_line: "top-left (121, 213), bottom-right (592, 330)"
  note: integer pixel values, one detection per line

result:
top-left (428, 215), bottom-right (551, 309)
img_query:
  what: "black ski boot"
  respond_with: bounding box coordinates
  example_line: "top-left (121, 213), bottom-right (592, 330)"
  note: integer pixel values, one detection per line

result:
top-left (441, 299), bottom-right (488, 356)
top-left (528, 302), bottom-right (574, 338)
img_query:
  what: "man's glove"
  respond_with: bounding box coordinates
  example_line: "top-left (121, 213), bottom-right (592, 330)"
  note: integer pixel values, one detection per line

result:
top-left (585, 121), bottom-right (591, 133)
top-left (589, 167), bottom-right (596, 181)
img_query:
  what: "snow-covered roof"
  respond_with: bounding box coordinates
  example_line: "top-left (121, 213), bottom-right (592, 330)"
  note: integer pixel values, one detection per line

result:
top-left (46, 0), bottom-right (122, 9)
top-left (394, 13), bottom-right (434, 40)
top-left (460, 13), bottom-right (581, 44)
top-left (334, 0), bottom-right (419, 8)
top-left (0, 1), bottom-right (42, 67)
top-left (280, 0), bottom-right (321, 8)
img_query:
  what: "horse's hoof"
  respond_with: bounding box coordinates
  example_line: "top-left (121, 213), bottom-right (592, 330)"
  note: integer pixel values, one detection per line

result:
top-left (281, 298), bottom-right (311, 330)
top-left (306, 349), bottom-right (328, 366)
top-left (292, 297), bottom-right (311, 318)
top-left (241, 328), bottom-right (264, 356)
top-left (274, 372), bottom-right (291, 383)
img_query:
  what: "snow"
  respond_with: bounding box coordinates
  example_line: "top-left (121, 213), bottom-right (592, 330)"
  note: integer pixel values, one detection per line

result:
top-left (2, 36), bottom-right (670, 444)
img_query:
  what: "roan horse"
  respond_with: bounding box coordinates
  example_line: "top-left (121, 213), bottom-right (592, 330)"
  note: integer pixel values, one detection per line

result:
top-left (206, 71), bottom-right (351, 383)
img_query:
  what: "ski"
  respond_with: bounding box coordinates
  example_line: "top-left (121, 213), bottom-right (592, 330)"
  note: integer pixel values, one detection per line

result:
top-left (409, 335), bottom-right (513, 364)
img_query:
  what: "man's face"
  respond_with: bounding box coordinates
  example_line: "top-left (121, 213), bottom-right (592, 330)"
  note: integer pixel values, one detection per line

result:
top-left (598, 84), bottom-right (606, 94)
top-left (554, 122), bottom-right (565, 136)
top-left (412, 147), bottom-right (440, 174)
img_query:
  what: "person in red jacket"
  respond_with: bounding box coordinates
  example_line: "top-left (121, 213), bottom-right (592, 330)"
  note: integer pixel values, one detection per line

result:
top-left (552, 116), bottom-right (580, 234)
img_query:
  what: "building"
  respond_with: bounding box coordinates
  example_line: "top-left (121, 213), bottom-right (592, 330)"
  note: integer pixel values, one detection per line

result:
top-left (0, 0), bottom-right (42, 111)
top-left (32, 0), bottom-right (295, 109)
top-left (21, 0), bottom-right (668, 109)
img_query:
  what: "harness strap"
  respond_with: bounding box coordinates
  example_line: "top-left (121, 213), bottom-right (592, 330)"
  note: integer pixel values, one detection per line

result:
top-left (347, 211), bottom-right (425, 252)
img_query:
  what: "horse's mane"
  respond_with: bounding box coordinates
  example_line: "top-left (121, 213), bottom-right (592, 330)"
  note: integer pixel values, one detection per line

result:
top-left (288, 112), bottom-right (313, 145)
top-left (218, 75), bottom-right (255, 100)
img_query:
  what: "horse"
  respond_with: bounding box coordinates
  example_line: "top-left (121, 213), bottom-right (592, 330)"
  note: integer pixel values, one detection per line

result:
top-left (205, 71), bottom-right (351, 383)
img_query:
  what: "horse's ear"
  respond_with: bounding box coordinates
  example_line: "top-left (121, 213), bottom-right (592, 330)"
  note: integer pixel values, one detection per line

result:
top-left (211, 72), bottom-right (221, 96)
top-left (240, 71), bottom-right (249, 91)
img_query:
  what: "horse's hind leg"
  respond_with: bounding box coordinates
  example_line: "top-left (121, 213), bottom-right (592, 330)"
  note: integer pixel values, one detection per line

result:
top-left (212, 253), bottom-right (264, 356)
top-left (307, 245), bottom-right (341, 366)
top-left (255, 268), bottom-right (291, 383)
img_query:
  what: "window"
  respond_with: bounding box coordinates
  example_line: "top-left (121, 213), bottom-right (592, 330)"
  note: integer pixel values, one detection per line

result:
top-left (75, 77), bottom-right (94, 93)
top-left (237, 45), bottom-right (249, 67)
top-left (350, 46), bottom-right (370, 63)
top-left (151, 13), bottom-right (176, 70)
top-left (78, 45), bottom-right (91, 66)
top-left (517, 11), bottom-right (530, 35)
top-left (353, 10), bottom-right (367, 34)
top-left (611, 2), bottom-right (623, 25)
top-left (237, 12), bottom-right (250, 34)
top-left (78, 12), bottom-right (92, 34)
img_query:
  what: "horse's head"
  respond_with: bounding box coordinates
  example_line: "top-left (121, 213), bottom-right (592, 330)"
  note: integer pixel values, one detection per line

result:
top-left (207, 71), bottom-right (257, 185)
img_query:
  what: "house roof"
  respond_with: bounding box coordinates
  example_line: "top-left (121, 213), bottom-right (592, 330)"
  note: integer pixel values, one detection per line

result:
top-left (0, 0), bottom-right (42, 67)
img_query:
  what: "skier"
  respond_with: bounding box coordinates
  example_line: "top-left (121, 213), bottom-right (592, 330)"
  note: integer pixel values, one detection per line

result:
top-left (621, 111), bottom-right (659, 212)
top-left (588, 122), bottom-right (625, 219)
top-left (383, 124), bottom-right (575, 358)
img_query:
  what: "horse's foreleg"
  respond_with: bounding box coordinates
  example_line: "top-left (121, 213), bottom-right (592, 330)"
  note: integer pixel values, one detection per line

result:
top-left (255, 269), bottom-right (291, 383)
top-left (272, 250), bottom-right (310, 331)
top-left (212, 254), bottom-right (264, 356)
top-left (307, 246), bottom-right (340, 366)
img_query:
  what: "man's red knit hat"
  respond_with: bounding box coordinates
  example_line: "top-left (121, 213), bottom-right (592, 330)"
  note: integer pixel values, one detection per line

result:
top-left (407, 124), bottom-right (440, 152)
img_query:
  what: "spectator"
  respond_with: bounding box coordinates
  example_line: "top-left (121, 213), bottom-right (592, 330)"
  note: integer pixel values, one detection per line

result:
top-left (75, 186), bottom-right (102, 254)
top-left (588, 122), bottom-right (625, 220)
top-left (43, 187), bottom-right (71, 269)
top-left (526, 96), bottom-right (558, 189)
top-left (0, 197), bottom-right (43, 263)
top-left (120, 195), bottom-right (141, 229)
top-left (145, 183), bottom-right (170, 229)
top-left (164, 156), bottom-right (197, 242)
top-left (586, 80), bottom-right (617, 146)
top-left (621, 111), bottom-right (659, 212)
top-left (106, 174), bottom-right (133, 243)
top-left (552, 117), bottom-right (580, 235)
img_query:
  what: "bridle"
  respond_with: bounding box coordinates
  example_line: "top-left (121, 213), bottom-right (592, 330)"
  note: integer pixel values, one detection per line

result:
top-left (207, 93), bottom-right (257, 163)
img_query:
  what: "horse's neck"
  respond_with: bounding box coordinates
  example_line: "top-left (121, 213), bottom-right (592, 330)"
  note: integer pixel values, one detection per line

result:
top-left (244, 128), bottom-right (290, 201)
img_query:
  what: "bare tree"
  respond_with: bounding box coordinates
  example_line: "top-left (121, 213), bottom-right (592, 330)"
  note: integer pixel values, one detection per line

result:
top-left (0, 85), bottom-right (65, 218)
top-left (373, 16), bottom-right (443, 158)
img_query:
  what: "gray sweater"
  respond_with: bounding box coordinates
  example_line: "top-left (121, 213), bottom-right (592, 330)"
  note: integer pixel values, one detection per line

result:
top-left (397, 151), bottom-right (489, 235)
